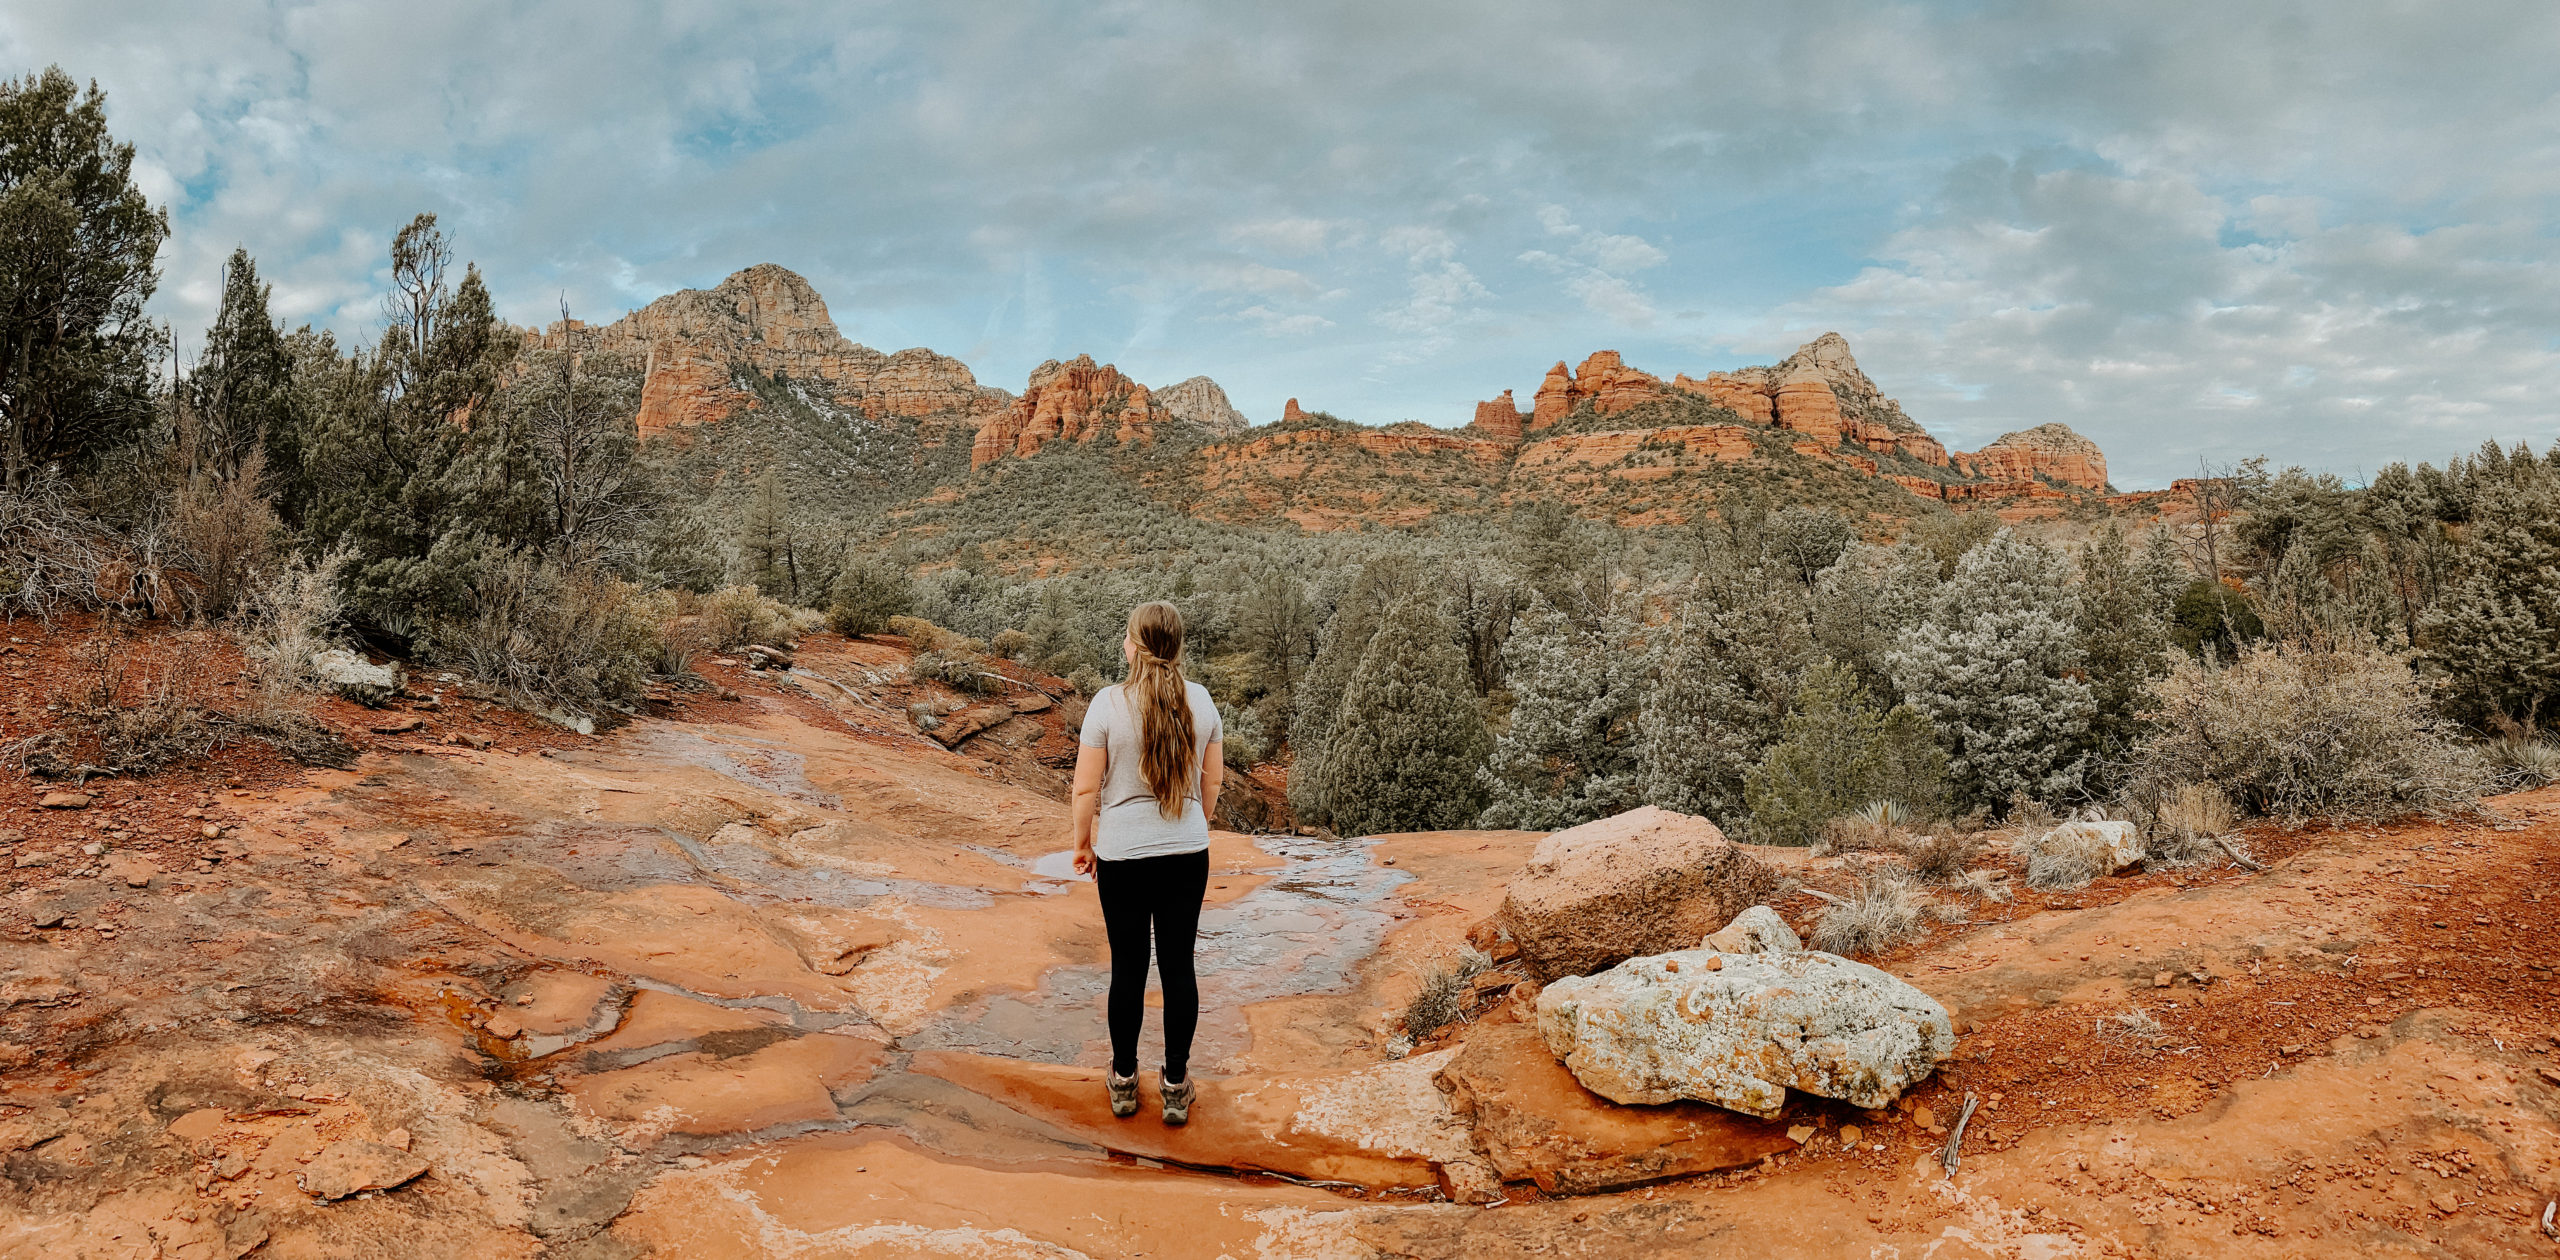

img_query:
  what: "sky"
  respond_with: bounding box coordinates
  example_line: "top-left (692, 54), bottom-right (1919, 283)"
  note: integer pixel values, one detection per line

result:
top-left (6, 1), bottom-right (2556, 489)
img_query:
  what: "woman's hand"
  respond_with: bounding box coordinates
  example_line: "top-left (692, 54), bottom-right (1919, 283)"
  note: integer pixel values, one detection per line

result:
top-left (1072, 837), bottom-right (1097, 877)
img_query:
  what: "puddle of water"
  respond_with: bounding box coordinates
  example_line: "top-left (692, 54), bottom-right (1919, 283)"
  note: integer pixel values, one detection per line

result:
top-left (912, 834), bottom-right (1409, 1066)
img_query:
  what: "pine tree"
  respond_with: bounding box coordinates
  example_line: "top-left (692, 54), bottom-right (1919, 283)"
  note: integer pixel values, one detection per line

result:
top-left (0, 68), bottom-right (168, 490)
top-left (1742, 661), bottom-right (1946, 845)
top-left (1886, 530), bottom-right (2093, 813)
top-left (1477, 597), bottom-right (1642, 829)
top-left (1315, 594), bottom-right (1489, 835)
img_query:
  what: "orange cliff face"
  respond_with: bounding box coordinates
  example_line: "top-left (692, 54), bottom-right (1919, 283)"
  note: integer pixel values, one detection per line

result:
top-left (1672, 333), bottom-right (1948, 467)
top-left (970, 356), bottom-right (1173, 469)
top-left (1470, 391), bottom-right (1526, 444)
top-left (1954, 423), bottom-right (2110, 491)
top-left (1529, 352), bottom-right (1673, 429)
top-left (527, 264), bottom-right (1005, 441)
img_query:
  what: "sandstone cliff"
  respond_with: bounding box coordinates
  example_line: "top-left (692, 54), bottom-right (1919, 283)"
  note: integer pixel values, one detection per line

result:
top-left (1529, 352), bottom-right (1673, 429)
top-left (529, 264), bottom-right (1006, 440)
top-left (1672, 333), bottom-right (1948, 466)
top-left (1953, 422), bottom-right (2110, 491)
top-left (970, 355), bottom-right (1175, 469)
top-left (1471, 391), bottom-right (1527, 444)
top-left (1156, 375), bottom-right (1251, 435)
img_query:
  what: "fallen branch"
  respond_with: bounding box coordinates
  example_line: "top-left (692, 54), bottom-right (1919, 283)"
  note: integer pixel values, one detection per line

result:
top-left (1800, 889), bottom-right (1848, 905)
top-left (2215, 837), bottom-right (2265, 871)
top-left (1941, 1092), bottom-right (1980, 1180)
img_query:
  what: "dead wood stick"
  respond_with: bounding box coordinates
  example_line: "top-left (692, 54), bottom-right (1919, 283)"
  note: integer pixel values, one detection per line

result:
top-left (1800, 889), bottom-right (1848, 905)
top-left (1941, 1092), bottom-right (1980, 1180)
top-left (2214, 836), bottom-right (2265, 871)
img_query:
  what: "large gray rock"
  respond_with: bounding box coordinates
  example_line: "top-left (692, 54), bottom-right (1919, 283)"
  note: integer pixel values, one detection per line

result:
top-left (1494, 806), bottom-right (1782, 981)
top-left (1535, 948), bottom-right (1955, 1118)
top-left (1701, 905), bottom-right (1800, 955)
top-left (311, 648), bottom-right (403, 708)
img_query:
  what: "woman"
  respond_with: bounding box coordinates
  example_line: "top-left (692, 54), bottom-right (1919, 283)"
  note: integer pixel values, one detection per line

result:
top-left (1070, 601), bottom-right (1223, 1125)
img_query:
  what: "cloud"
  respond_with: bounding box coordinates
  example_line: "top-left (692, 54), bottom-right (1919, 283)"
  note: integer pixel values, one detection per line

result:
top-left (1769, 157), bottom-right (2560, 481)
top-left (0, 1), bottom-right (2552, 474)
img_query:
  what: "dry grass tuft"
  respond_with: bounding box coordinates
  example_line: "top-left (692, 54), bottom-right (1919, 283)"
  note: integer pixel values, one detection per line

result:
top-left (2147, 782), bottom-right (2239, 867)
top-left (1810, 870), bottom-right (1927, 957)
top-left (1401, 948), bottom-right (1493, 1040)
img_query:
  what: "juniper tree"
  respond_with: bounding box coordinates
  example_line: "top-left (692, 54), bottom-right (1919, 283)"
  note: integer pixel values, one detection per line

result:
top-left (1636, 565), bottom-right (1820, 830)
top-left (0, 68), bottom-right (167, 490)
top-left (2420, 442), bottom-right (2560, 729)
top-left (1765, 505), bottom-right (1854, 588)
top-left (1809, 541), bottom-right (1940, 703)
top-left (185, 248), bottom-right (297, 481)
top-left (1743, 660), bottom-right (1946, 845)
top-left (1315, 593), bottom-right (1489, 835)
top-left (1476, 597), bottom-right (1642, 829)
top-left (2074, 523), bottom-right (2175, 783)
top-left (298, 214), bottom-right (517, 640)
top-left (1886, 530), bottom-right (2093, 813)
top-left (1288, 557), bottom-right (1424, 825)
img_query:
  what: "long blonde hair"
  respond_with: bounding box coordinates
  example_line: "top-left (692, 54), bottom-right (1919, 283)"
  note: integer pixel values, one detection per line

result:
top-left (1125, 602), bottom-right (1197, 819)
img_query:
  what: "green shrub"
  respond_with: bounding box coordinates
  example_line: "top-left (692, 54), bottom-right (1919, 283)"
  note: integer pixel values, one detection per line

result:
top-left (701, 584), bottom-right (798, 649)
top-left (432, 554), bottom-right (660, 720)
top-left (827, 556), bottom-right (915, 638)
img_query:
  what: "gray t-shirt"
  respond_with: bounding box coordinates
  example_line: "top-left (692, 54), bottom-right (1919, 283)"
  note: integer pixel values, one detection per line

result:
top-left (1079, 681), bottom-right (1223, 861)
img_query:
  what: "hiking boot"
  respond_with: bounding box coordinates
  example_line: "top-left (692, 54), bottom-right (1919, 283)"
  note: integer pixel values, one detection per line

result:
top-left (1106, 1070), bottom-right (1140, 1119)
top-left (1161, 1075), bottom-right (1195, 1126)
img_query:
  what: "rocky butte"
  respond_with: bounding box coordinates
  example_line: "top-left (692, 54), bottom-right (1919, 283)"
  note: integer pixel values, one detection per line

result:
top-left (525, 263), bottom-right (1009, 441)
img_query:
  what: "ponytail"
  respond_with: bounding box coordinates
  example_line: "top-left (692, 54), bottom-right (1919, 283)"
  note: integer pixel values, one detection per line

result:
top-left (1125, 601), bottom-right (1197, 820)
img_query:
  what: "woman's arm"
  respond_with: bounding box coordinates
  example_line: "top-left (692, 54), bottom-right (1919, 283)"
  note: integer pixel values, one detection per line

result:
top-left (1199, 740), bottom-right (1223, 826)
top-left (1070, 742), bottom-right (1106, 875)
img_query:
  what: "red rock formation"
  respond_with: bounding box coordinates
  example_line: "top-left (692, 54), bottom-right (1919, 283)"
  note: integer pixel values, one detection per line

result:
top-left (530, 264), bottom-right (1005, 441)
top-left (1471, 391), bottom-right (1526, 444)
top-left (1670, 333), bottom-right (1949, 466)
top-left (1513, 425), bottom-right (1758, 470)
top-left (969, 355), bottom-right (1173, 469)
top-left (1672, 372), bottom-right (1776, 424)
top-left (1953, 423), bottom-right (2109, 490)
top-left (1527, 352), bottom-right (1670, 431)
top-left (1282, 397), bottom-right (1309, 425)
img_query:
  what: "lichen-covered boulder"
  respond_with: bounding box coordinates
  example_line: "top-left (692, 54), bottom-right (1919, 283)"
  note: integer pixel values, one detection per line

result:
top-left (1494, 806), bottom-right (1783, 981)
top-left (1700, 905), bottom-right (1800, 955)
top-left (1535, 948), bottom-right (1954, 1118)
top-left (311, 648), bottom-right (403, 708)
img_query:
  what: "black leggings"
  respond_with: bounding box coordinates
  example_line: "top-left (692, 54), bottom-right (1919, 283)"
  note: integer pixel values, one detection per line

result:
top-left (1094, 848), bottom-right (1209, 1082)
